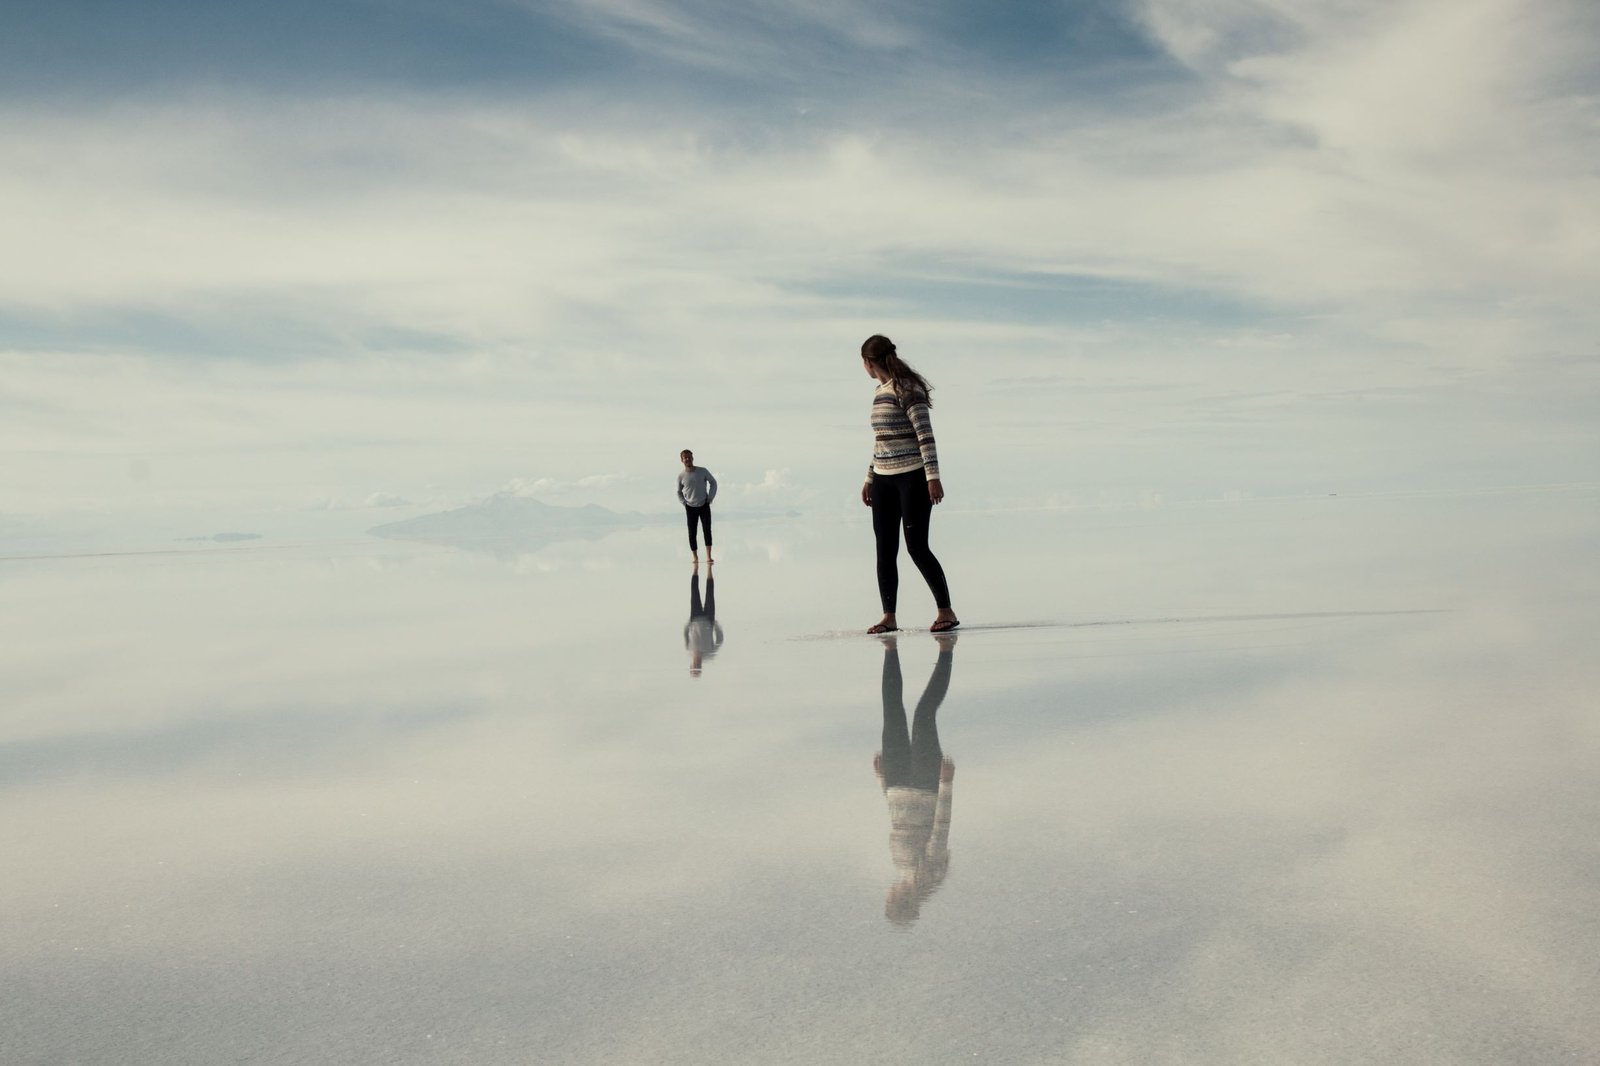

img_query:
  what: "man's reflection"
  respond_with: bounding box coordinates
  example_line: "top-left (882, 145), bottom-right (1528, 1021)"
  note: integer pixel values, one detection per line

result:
top-left (873, 632), bottom-right (955, 924)
top-left (684, 571), bottom-right (723, 676)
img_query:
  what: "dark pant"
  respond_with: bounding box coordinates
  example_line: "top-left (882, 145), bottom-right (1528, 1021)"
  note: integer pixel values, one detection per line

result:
top-left (689, 572), bottom-right (715, 620)
top-left (870, 471), bottom-right (950, 613)
top-left (879, 643), bottom-right (951, 790)
top-left (685, 504), bottom-right (712, 551)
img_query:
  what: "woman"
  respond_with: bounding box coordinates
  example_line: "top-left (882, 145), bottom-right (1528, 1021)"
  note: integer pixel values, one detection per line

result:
top-left (859, 334), bottom-right (959, 634)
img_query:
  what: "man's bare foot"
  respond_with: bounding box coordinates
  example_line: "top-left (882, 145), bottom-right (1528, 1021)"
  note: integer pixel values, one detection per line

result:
top-left (691, 553), bottom-right (699, 566)
top-left (867, 614), bottom-right (898, 634)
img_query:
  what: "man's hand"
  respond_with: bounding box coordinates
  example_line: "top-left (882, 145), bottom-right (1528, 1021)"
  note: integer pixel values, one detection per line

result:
top-left (861, 481), bottom-right (873, 506)
top-left (928, 478), bottom-right (945, 504)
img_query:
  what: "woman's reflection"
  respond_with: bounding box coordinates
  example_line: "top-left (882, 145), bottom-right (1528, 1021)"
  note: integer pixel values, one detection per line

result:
top-left (684, 570), bottom-right (723, 676)
top-left (873, 632), bottom-right (956, 924)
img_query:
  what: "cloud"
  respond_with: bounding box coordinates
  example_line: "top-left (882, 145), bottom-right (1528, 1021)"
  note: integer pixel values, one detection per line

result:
top-left (539, 0), bottom-right (932, 75)
top-left (501, 474), bottom-right (629, 498)
top-left (738, 469), bottom-right (791, 495)
top-left (1, 0), bottom-right (1595, 520)
top-left (5, 0), bottom-right (1593, 369)
top-left (301, 492), bottom-right (415, 512)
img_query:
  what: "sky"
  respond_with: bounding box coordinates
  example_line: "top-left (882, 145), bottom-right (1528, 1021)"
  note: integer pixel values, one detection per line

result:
top-left (1, 0), bottom-right (1597, 531)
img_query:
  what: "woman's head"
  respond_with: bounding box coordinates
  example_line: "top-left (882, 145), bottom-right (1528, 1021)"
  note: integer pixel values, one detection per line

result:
top-left (861, 334), bottom-right (897, 365)
top-left (860, 334), bottom-right (933, 404)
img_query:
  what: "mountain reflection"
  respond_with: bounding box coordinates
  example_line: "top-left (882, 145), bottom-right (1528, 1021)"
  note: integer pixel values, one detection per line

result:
top-left (874, 633), bottom-right (956, 925)
top-left (684, 570), bottom-right (723, 676)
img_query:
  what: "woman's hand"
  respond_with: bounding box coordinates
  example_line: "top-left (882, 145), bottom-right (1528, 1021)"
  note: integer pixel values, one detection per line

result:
top-left (861, 481), bottom-right (873, 507)
top-left (928, 478), bottom-right (945, 505)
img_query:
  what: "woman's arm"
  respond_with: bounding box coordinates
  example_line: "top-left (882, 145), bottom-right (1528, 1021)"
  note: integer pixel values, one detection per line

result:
top-left (906, 399), bottom-right (942, 502)
top-left (905, 400), bottom-right (940, 481)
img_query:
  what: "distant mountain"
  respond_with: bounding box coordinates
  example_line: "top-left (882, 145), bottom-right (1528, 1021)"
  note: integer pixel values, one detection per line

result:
top-left (368, 494), bottom-right (654, 552)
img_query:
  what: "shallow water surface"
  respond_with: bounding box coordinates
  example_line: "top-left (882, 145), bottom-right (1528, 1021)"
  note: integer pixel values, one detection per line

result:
top-left (4, 491), bottom-right (1598, 1064)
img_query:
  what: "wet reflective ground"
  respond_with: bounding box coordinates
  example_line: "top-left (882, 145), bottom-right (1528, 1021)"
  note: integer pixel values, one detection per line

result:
top-left (4, 490), bottom-right (1598, 1064)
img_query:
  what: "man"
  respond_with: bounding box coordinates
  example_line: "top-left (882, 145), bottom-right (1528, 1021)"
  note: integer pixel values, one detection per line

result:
top-left (676, 449), bottom-right (718, 564)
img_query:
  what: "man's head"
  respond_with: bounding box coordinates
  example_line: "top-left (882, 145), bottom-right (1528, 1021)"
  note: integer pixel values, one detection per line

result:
top-left (680, 449), bottom-right (694, 468)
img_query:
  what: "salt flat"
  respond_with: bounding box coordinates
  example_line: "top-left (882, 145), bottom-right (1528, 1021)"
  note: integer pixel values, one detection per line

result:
top-left (3, 489), bottom-right (1597, 1065)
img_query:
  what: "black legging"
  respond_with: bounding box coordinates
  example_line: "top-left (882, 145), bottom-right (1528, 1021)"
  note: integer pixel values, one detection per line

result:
top-left (871, 470), bottom-right (950, 613)
top-left (685, 504), bottom-right (712, 551)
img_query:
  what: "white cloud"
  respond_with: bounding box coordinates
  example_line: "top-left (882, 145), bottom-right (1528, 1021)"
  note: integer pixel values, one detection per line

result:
top-left (738, 469), bottom-right (791, 495)
top-left (2, 0), bottom-right (1596, 522)
top-left (501, 473), bottom-right (629, 498)
top-left (300, 492), bottom-right (415, 512)
top-left (4, 2), bottom-right (1593, 365)
top-left (542, 0), bottom-right (928, 73)
top-left (501, 478), bottom-right (561, 498)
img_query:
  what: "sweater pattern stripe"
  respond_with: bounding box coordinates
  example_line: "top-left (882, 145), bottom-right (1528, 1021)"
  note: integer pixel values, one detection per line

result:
top-left (868, 381), bottom-right (940, 481)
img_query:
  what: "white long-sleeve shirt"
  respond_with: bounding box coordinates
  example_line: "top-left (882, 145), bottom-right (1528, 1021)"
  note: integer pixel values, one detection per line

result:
top-left (677, 466), bottom-right (718, 507)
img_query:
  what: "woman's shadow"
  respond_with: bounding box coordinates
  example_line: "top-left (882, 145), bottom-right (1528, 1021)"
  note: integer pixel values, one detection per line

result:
top-left (873, 632), bottom-right (956, 925)
top-left (684, 570), bottom-right (723, 676)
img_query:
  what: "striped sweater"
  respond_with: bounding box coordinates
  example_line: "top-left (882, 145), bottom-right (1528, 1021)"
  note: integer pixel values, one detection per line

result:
top-left (868, 379), bottom-right (941, 482)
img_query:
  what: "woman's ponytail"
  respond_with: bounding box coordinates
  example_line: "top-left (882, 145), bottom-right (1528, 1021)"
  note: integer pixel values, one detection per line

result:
top-left (861, 334), bottom-right (934, 406)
